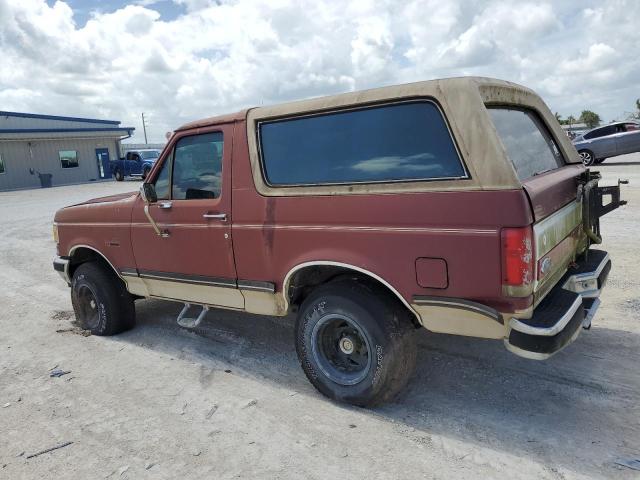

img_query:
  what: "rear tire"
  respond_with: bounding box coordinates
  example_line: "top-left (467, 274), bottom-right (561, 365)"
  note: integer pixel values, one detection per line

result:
top-left (114, 169), bottom-right (124, 181)
top-left (71, 262), bottom-right (135, 335)
top-left (579, 150), bottom-right (596, 166)
top-left (295, 280), bottom-right (416, 407)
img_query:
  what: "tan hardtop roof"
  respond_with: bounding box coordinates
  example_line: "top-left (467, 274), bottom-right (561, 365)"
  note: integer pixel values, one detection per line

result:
top-left (174, 76), bottom-right (581, 195)
top-left (249, 76), bottom-right (536, 118)
top-left (175, 77), bottom-right (534, 131)
top-left (175, 109), bottom-right (249, 131)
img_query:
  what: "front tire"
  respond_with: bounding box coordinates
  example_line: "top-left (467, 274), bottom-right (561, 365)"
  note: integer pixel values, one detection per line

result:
top-left (71, 262), bottom-right (135, 335)
top-left (295, 280), bottom-right (416, 407)
top-left (579, 150), bottom-right (596, 166)
top-left (114, 169), bottom-right (124, 181)
top-left (142, 166), bottom-right (151, 180)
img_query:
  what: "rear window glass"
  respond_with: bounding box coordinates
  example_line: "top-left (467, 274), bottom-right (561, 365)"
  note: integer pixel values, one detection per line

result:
top-left (488, 108), bottom-right (564, 180)
top-left (259, 101), bottom-right (466, 186)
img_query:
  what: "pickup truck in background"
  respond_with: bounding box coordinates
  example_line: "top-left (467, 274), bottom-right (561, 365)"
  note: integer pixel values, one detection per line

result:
top-left (110, 149), bottom-right (161, 181)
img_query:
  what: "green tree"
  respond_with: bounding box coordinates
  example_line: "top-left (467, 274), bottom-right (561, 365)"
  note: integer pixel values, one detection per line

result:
top-left (579, 110), bottom-right (601, 128)
top-left (555, 112), bottom-right (562, 123)
top-left (635, 98), bottom-right (640, 119)
top-left (567, 115), bottom-right (576, 127)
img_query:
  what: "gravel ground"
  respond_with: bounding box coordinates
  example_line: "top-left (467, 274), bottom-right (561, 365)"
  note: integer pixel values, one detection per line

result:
top-left (1, 155), bottom-right (639, 479)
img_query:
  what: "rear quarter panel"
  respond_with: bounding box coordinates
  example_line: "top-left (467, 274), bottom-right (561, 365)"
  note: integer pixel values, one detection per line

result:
top-left (231, 122), bottom-right (534, 313)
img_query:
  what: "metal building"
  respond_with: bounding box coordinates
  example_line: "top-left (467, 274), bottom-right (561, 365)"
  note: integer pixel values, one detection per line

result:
top-left (0, 111), bottom-right (134, 191)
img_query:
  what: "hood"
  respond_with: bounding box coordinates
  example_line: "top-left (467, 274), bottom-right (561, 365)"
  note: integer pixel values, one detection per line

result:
top-left (69, 191), bottom-right (138, 207)
top-left (54, 190), bottom-right (139, 224)
top-left (54, 192), bottom-right (139, 230)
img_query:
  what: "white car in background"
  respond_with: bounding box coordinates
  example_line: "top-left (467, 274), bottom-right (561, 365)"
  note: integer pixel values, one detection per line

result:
top-left (572, 121), bottom-right (640, 166)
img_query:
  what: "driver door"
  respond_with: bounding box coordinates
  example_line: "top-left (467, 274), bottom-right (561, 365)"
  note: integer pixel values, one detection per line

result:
top-left (130, 124), bottom-right (243, 309)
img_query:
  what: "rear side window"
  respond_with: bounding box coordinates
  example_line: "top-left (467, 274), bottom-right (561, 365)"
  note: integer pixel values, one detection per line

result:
top-left (488, 108), bottom-right (564, 180)
top-left (584, 125), bottom-right (615, 139)
top-left (258, 101), bottom-right (466, 186)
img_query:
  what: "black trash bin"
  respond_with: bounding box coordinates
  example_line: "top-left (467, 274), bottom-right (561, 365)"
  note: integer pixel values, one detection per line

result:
top-left (39, 173), bottom-right (53, 188)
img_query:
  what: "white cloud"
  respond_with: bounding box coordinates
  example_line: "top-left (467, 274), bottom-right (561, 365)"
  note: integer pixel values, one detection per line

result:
top-left (561, 43), bottom-right (618, 74)
top-left (351, 16), bottom-right (394, 79)
top-left (0, 0), bottom-right (638, 142)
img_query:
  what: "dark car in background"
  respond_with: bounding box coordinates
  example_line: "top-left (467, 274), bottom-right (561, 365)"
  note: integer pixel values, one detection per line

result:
top-left (572, 121), bottom-right (640, 166)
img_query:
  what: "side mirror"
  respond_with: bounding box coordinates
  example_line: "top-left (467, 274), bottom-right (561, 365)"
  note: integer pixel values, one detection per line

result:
top-left (140, 183), bottom-right (157, 203)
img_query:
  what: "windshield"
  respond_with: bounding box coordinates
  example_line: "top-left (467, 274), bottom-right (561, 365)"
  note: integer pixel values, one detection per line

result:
top-left (488, 107), bottom-right (564, 180)
top-left (139, 150), bottom-right (160, 160)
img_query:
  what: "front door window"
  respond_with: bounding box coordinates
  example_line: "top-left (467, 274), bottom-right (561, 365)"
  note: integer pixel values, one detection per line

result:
top-left (172, 133), bottom-right (223, 200)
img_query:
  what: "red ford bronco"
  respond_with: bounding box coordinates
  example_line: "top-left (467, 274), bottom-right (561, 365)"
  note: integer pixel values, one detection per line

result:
top-left (53, 77), bottom-right (626, 406)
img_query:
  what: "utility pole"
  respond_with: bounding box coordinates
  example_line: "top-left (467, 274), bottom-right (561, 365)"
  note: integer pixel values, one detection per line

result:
top-left (141, 112), bottom-right (148, 144)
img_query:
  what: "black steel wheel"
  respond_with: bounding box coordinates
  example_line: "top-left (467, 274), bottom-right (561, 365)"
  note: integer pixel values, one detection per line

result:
top-left (71, 262), bottom-right (135, 335)
top-left (311, 313), bottom-right (372, 386)
top-left (295, 280), bottom-right (416, 407)
top-left (75, 284), bottom-right (101, 331)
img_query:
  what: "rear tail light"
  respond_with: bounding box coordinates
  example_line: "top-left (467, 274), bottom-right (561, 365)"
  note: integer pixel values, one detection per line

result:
top-left (501, 226), bottom-right (534, 295)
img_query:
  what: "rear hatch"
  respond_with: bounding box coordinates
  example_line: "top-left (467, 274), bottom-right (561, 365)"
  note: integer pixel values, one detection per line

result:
top-left (488, 107), bottom-right (587, 304)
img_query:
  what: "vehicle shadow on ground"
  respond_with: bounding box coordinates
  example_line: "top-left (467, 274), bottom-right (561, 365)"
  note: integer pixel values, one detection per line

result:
top-left (117, 298), bottom-right (639, 477)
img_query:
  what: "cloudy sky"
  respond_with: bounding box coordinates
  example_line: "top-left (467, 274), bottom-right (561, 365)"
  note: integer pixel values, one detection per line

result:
top-left (0, 0), bottom-right (638, 143)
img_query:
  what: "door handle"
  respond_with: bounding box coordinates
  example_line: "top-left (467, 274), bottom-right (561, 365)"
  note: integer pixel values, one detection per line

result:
top-left (159, 201), bottom-right (173, 210)
top-left (203, 213), bottom-right (227, 221)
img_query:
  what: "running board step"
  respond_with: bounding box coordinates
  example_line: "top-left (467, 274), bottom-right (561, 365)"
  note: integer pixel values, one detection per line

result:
top-left (177, 303), bottom-right (209, 328)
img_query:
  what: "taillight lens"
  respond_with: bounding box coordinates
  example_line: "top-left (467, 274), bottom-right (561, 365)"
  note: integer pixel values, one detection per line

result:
top-left (501, 227), bottom-right (534, 288)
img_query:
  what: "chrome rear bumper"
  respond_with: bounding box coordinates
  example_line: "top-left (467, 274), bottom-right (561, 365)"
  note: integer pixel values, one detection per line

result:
top-left (563, 251), bottom-right (610, 298)
top-left (505, 249), bottom-right (610, 360)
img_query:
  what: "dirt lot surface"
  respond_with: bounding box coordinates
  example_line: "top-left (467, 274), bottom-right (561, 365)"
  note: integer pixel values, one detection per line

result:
top-left (1, 155), bottom-right (639, 479)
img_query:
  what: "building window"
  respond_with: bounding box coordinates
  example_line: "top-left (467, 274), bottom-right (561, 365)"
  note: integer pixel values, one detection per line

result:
top-left (258, 101), bottom-right (466, 186)
top-left (0, 153), bottom-right (5, 174)
top-left (59, 150), bottom-right (79, 169)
